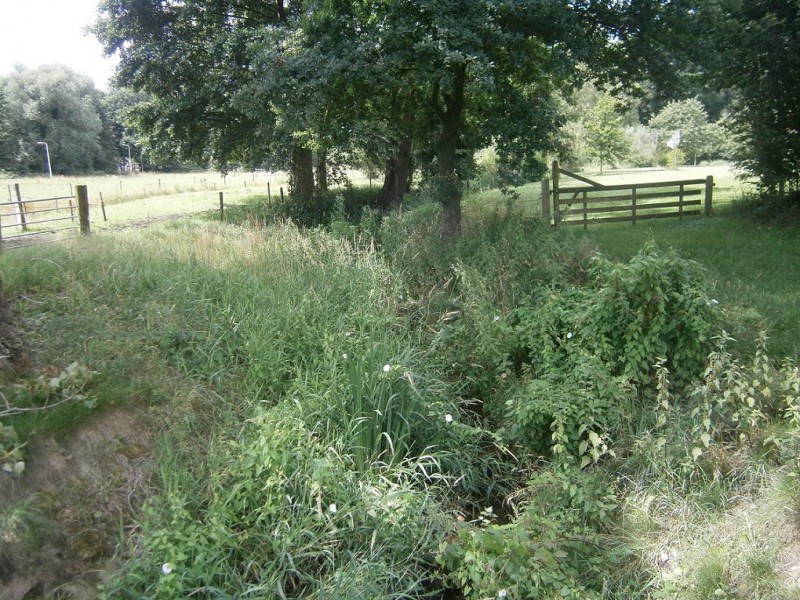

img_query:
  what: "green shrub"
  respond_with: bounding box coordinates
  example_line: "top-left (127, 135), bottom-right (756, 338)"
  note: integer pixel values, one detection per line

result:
top-left (514, 243), bottom-right (717, 391)
top-left (267, 187), bottom-right (381, 229)
top-left (437, 465), bottom-right (621, 599)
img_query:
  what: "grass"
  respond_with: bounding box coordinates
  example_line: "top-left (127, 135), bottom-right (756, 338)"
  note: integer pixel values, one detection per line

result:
top-left (580, 213), bottom-right (800, 359)
top-left (0, 168), bottom-right (798, 598)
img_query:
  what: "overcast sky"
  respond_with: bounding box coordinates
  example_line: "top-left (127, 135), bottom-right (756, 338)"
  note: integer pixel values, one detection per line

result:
top-left (0, 0), bottom-right (118, 90)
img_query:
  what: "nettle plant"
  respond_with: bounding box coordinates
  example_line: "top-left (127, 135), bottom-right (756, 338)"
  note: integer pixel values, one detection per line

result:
top-left (505, 244), bottom-right (718, 463)
top-left (655, 332), bottom-right (800, 468)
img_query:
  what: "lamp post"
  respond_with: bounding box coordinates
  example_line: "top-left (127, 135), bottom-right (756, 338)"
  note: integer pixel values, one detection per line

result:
top-left (36, 141), bottom-right (52, 178)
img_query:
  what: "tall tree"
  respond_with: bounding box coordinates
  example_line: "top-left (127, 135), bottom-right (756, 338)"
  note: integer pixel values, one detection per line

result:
top-left (293, 0), bottom-right (634, 238)
top-left (94, 0), bottom-right (320, 197)
top-left (648, 98), bottom-right (711, 165)
top-left (0, 86), bottom-right (17, 173)
top-left (700, 0), bottom-right (800, 193)
top-left (586, 93), bottom-right (629, 174)
top-left (2, 65), bottom-right (115, 175)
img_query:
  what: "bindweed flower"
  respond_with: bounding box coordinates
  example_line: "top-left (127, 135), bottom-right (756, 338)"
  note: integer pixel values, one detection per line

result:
top-left (566, 332), bottom-right (574, 339)
top-left (328, 503), bottom-right (338, 514)
top-left (497, 590), bottom-right (508, 598)
top-left (383, 364), bottom-right (391, 373)
top-left (342, 353), bottom-right (348, 360)
top-left (161, 563), bottom-right (175, 575)
top-left (444, 414), bottom-right (454, 424)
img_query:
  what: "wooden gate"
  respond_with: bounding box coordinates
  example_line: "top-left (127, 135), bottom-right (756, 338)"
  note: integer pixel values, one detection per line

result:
top-left (541, 161), bottom-right (714, 228)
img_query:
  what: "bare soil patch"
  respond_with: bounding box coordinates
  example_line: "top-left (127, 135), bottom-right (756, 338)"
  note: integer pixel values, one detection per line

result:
top-left (0, 408), bottom-right (154, 600)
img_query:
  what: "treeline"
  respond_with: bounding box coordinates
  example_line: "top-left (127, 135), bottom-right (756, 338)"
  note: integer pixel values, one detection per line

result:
top-left (90, 0), bottom-right (799, 238)
top-left (0, 65), bottom-right (188, 177)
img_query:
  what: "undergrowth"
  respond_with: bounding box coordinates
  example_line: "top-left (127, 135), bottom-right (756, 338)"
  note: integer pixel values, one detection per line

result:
top-left (0, 198), bottom-right (798, 598)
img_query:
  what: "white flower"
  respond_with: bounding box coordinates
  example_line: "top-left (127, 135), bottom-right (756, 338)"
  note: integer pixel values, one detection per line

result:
top-left (566, 332), bottom-right (574, 339)
top-left (444, 414), bottom-right (454, 424)
top-left (328, 503), bottom-right (338, 514)
top-left (161, 563), bottom-right (175, 575)
top-left (497, 590), bottom-right (508, 598)
top-left (493, 315), bottom-right (500, 322)
top-left (342, 353), bottom-right (348, 360)
top-left (383, 364), bottom-right (391, 373)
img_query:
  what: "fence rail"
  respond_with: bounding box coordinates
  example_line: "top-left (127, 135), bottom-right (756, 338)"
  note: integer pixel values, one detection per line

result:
top-left (541, 161), bottom-right (714, 227)
top-left (0, 184), bottom-right (89, 249)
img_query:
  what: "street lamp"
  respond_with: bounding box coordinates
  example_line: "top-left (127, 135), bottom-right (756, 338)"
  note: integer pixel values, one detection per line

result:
top-left (36, 141), bottom-right (52, 178)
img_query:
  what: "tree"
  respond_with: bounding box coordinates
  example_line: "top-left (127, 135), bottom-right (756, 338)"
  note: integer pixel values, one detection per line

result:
top-left (648, 98), bottom-right (711, 165)
top-left (291, 0), bottom-right (646, 238)
top-left (2, 66), bottom-right (116, 175)
top-left (0, 86), bottom-right (17, 173)
top-left (694, 1), bottom-right (800, 193)
top-left (94, 0), bottom-right (321, 197)
top-left (586, 93), bottom-right (629, 174)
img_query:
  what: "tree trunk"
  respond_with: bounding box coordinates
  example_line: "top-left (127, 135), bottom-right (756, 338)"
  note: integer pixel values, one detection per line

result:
top-left (315, 150), bottom-right (328, 193)
top-left (436, 65), bottom-right (467, 240)
top-left (290, 145), bottom-right (315, 200)
top-left (376, 137), bottom-right (412, 212)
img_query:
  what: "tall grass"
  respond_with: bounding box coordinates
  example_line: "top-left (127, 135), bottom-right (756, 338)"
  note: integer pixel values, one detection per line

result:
top-left (1, 183), bottom-right (798, 598)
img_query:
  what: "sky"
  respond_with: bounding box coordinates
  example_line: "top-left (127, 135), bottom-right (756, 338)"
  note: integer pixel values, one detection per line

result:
top-left (0, 0), bottom-right (118, 90)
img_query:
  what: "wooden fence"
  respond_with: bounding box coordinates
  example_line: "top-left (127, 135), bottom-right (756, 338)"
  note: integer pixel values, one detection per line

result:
top-left (541, 161), bottom-right (714, 228)
top-left (0, 184), bottom-right (90, 249)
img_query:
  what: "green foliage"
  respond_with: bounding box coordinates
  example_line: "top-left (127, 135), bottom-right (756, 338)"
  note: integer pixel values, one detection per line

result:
top-left (0, 421), bottom-right (24, 475)
top-left (505, 355), bottom-right (625, 462)
top-left (103, 407), bottom-right (448, 598)
top-left (698, 1), bottom-right (800, 191)
top-left (1, 65), bottom-right (118, 174)
top-left (438, 465), bottom-right (620, 599)
top-left (1, 362), bottom-right (98, 475)
top-left (262, 187), bottom-right (381, 230)
top-left (586, 93), bottom-right (629, 173)
top-left (649, 98), bottom-right (716, 164)
top-left (7, 189), bottom-right (800, 599)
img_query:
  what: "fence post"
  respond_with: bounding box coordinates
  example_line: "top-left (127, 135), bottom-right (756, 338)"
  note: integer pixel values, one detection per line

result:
top-left (100, 192), bottom-right (108, 222)
top-left (77, 185), bottom-right (90, 235)
top-left (540, 178), bottom-right (550, 224)
top-left (705, 176), bottom-right (714, 216)
top-left (219, 191), bottom-right (224, 221)
top-left (13, 184), bottom-right (28, 232)
top-left (552, 160), bottom-right (560, 225)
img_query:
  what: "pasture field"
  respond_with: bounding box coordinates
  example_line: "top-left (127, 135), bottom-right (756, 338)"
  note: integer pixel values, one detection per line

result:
top-left (464, 163), bottom-right (750, 219)
top-left (1, 169), bottom-right (378, 231)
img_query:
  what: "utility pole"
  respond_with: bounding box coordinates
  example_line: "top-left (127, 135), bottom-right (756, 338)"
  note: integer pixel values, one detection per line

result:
top-left (36, 141), bottom-right (52, 177)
